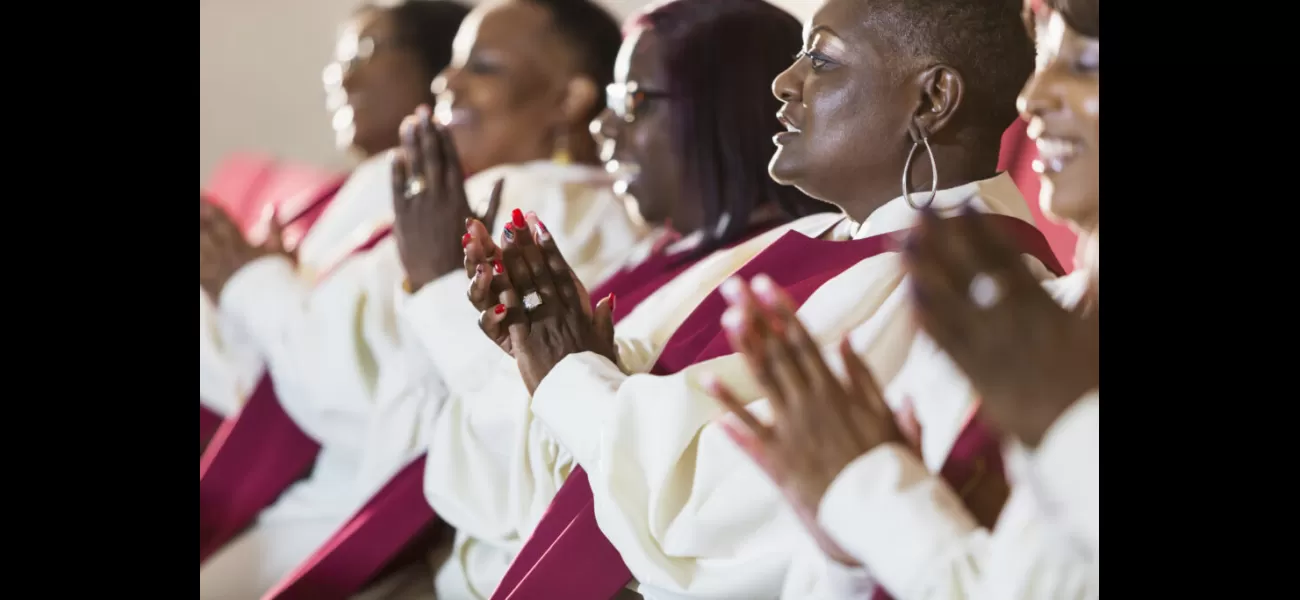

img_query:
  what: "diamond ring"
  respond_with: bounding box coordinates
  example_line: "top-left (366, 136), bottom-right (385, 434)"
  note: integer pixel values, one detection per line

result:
top-left (968, 273), bottom-right (1002, 309)
top-left (404, 176), bottom-right (427, 199)
top-left (522, 290), bottom-right (543, 312)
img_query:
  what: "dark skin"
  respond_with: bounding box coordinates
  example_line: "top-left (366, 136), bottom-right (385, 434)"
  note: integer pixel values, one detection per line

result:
top-left (906, 7), bottom-right (1101, 447)
top-left (905, 209), bottom-right (1098, 448)
top-left (597, 26), bottom-right (698, 232)
top-left (327, 8), bottom-right (437, 158)
top-left (698, 0), bottom-right (1019, 558)
top-left (705, 275), bottom-right (1010, 569)
top-left (390, 106), bottom-right (500, 292)
top-left (473, 209), bottom-right (617, 395)
top-left (432, 0), bottom-right (600, 176)
top-left (768, 0), bottom-right (1000, 229)
top-left (204, 8), bottom-right (430, 298)
top-left (396, 0), bottom-right (603, 293)
top-left (199, 198), bottom-right (292, 300)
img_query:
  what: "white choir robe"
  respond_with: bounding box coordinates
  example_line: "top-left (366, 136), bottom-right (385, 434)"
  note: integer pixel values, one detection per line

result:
top-left (201, 158), bottom-right (644, 599)
top-left (1007, 269), bottom-right (1099, 560)
top-left (424, 173), bottom-right (1046, 599)
top-left (422, 212), bottom-right (847, 598)
top-left (199, 154), bottom-right (394, 418)
top-left (199, 154), bottom-right (445, 598)
top-left (396, 159), bottom-right (649, 404)
top-left (784, 270), bottom-right (1099, 600)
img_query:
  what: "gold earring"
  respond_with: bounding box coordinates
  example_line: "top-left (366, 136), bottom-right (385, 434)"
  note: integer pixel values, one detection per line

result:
top-left (551, 131), bottom-right (572, 165)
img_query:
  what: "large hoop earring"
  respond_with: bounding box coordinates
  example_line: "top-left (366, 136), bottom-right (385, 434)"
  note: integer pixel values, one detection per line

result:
top-left (901, 134), bottom-right (939, 210)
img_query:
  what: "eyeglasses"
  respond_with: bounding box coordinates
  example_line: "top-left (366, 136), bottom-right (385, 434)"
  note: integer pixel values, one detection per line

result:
top-left (322, 35), bottom-right (398, 87)
top-left (605, 81), bottom-right (670, 123)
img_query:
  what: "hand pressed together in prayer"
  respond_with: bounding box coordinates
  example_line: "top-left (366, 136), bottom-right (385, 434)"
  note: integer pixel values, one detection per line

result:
top-left (199, 197), bottom-right (285, 300)
top-left (475, 207), bottom-right (617, 395)
top-left (704, 274), bottom-right (916, 567)
top-left (391, 105), bottom-right (501, 293)
top-left (905, 208), bottom-right (1100, 448)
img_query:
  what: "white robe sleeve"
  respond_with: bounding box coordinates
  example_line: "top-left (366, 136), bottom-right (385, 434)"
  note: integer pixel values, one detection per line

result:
top-left (218, 252), bottom-right (391, 455)
top-left (1022, 393), bottom-right (1099, 557)
top-left (199, 287), bottom-right (261, 417)
top-left (809, 445), bottom-right (1098, 600)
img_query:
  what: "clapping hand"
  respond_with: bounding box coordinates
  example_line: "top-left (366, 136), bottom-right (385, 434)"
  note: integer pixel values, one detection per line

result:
top-left (904, 209), bottom-right (1099, 447)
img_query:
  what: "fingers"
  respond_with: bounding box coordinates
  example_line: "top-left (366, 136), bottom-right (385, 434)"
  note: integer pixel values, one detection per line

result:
top-left (464, 218), bottom-right (501, 279)
top-left (466, 263), bottom-right (510, 312)
top-left (720, 278), bottom-right (789, 419)
top-left (199, 200), bottom-right (244, 252)
top-left (478, 301), bottom-right (520, 347)
top-left (894, 397), bottom-right (923, 455)
top-left (482, 178), bottom-right (504, 236)
top-left (507, 209), bottom-right (564, 312)
top-left (390, 149), bottom-right (411, 210)
top-left (493, 253), bottom-right (531, 343)
top-left (399, 117), bottom-right (424, 197)
top-left (434, 122), bottom-right (467, 199)
top-left (750, 274), bottom-right (835, 385)
top-left (903, 220), bottom-right (976, 346)
top-left (838, 338), bottom-right (891, 418)
top-left (592, 293), bottom-right (616, 355)
top-left (263, 205), bottom-right (289, 252)
top-left (526, 212), bottom-right (584, 313)
top-left (703, 373), bottom-right (773, 445)
top-left (415, 105), bottom-right (444, 194)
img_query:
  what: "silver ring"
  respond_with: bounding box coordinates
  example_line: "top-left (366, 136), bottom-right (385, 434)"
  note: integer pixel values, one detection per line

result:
top-left (522, 290), bottom-right (543, 312)
top-left (968, 273), bottom-right (1002, 309)
top-left (404, 176), bottom-right (427, 199)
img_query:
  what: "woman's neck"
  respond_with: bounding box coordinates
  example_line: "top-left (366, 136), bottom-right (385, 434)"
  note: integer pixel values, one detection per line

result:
top-left (836, 146), bottom-right (999, 224)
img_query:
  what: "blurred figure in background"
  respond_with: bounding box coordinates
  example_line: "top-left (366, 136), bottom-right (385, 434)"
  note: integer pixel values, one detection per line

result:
top-left (909, 0), bottom-right (1100, 564)
top-left (232, 0), bottom-right (644, 597)
top-left (198, 2), bottom-right (468, 598)
top-left (389, 0), bottom-right (647, 464)
top-left (200, 0), bottom-right (469, 439)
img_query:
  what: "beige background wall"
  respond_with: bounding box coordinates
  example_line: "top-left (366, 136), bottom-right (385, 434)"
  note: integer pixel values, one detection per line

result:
top-left (199, 0), bottom-right (819, 184)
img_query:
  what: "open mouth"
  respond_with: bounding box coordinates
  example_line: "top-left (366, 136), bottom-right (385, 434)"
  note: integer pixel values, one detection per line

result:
top-left (1032, 137), bottom-right (1084, 174)
top-left (434, 103), bottom-right (474, 127)
top-left (774, 109), bottom-right (801, 146)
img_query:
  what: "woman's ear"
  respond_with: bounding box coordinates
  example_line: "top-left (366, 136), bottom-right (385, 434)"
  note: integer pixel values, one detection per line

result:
top-left (910, 64), bottom-right (964, 138)
top-left (558, 75), bottom-right (600, 126)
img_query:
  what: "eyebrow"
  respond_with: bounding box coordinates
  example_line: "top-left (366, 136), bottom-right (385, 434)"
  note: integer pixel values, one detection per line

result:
top-left (803, 24), bottom-right (839, 44)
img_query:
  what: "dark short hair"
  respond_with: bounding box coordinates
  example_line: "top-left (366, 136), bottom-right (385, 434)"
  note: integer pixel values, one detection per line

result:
top-left (634, 0), bottom-right (832, 256)
top-left (526, 0), bottom-right (624, 121)
top-left (1046, 0), bottom-right (1099, 38)
top-left (871, 0), bottom-right (1036, 138)
top-left (362, 0), bottom-right (470, 81)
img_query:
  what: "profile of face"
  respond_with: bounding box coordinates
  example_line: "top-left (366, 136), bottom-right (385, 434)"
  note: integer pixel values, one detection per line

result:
top-left (591, 27), bottom-right (687, 229)
top-left (432, 0), bottom-right (591, 176)
top-left (324, 8), bottom-right (433, 158)
top-left (769, 0), bottom-right (952, 206)
top-left (1018, 10), bottom-right (1098, 233)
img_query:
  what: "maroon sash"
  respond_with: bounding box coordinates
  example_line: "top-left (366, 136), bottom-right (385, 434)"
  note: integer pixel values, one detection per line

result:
top-left (199, 224), bottom-right (394, 565)
top-left (200, 404), bottom-right (223, 448)
top-left (199, 178), bottom-right (343, 451)
top-left (264, 456), bottom-right (437, 599)
top-left (261, 223), bottom-right (789, 597)
top-left (588, 220), bottom-right (781, 314)
top-left (492, 214), bottom-right (1064, 600)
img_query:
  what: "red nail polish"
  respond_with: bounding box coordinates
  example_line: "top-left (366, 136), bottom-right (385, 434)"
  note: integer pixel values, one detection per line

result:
top-left (494, 304), bottom-right (506, 315)
top-left (462, 233), bottom-right (472, 248)
top-left (511, 208), bottom-right (526, 229)
top-left (608, 293), bottom-right (616, 311)
top-left (493, 260), bottom-right (503, 274)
